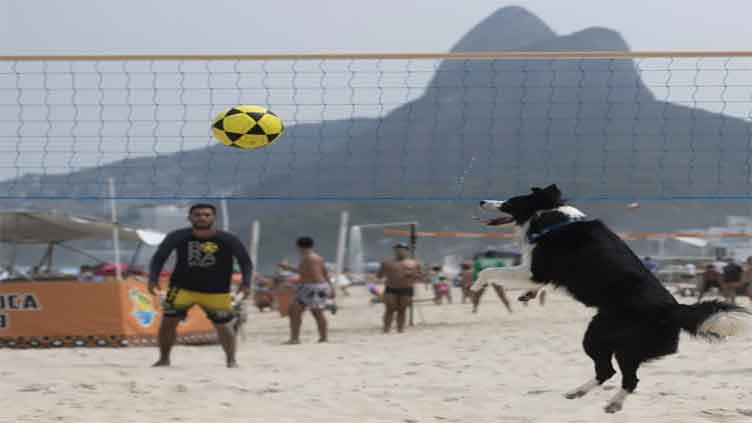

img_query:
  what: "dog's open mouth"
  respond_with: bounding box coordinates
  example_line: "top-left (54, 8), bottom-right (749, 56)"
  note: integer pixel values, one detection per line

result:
top-left (476, 200), bottom-right (514, 226)
top-left (482, 215), bottom-right (514, 226)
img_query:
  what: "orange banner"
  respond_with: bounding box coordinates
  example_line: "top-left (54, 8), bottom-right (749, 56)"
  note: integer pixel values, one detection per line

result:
top-left (0, 280), bottom-right (215, 347)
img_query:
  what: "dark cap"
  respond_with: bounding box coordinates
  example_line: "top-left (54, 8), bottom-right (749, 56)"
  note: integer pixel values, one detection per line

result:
top-left (393, 242), bottom-right (410, 250)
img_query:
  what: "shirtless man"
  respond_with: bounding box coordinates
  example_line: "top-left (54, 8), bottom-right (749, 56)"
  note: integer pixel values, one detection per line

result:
top-left (460, 261), bottom-right (474, 304)
top-left (377, 243), bottom-right (423, 333)
top-left (278, 237), bottom-right (335, 344)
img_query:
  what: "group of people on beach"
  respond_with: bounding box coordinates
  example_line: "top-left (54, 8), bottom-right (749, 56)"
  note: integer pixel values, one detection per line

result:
top-left (696, 257), bottom-right (752, 304)
top-left (146, 203), bottom-right (546, 367)
top-left (642, 255), bottom-right (752, 304)
top-left (148, 203), bottom-right (341, 367)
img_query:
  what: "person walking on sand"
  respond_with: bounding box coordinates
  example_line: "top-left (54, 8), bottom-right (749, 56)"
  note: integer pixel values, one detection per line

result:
top-left (278, 237), bottom-right (335, 344)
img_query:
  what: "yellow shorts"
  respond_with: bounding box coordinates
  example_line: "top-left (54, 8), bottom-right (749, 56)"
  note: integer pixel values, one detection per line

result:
top-left (163, 287), bottom-right (234, 324)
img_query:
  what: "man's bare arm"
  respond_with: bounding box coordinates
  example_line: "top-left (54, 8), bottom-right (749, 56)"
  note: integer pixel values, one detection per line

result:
top-left (320, 257), bottom-right (336, 298)
top-left (415, 262), bottom-right (430, 289)
top-left (321, 257), bottom-right (331, 282)
top-left (147, 231), bottom-right (179, 295)
top-left (376, 262), bottom-right (386, 280)
top-left (277, 262), bottom-right (299, 274)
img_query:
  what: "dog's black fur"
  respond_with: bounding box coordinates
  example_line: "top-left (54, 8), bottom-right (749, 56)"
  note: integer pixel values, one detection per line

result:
top-left (484, 185), bottom-right (747, 401)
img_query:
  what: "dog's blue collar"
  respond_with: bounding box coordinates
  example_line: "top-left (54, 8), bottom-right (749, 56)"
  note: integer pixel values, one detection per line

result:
top-left (527, 216), bottom-right (591, 244)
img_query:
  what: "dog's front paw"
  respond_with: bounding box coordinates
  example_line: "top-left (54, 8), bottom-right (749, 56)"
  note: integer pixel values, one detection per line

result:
top-left (564, 379), bottom-right (598, 400)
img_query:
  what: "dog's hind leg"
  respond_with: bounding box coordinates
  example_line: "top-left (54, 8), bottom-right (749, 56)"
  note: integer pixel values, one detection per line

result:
top-left (565, 316), bottom-right (616, 399)
top-left (603, 352), bottom-right (640, 413)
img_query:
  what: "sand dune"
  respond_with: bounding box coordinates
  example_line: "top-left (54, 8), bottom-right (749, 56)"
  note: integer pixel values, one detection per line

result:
top-left (1, 287), bottom-right (750, 423)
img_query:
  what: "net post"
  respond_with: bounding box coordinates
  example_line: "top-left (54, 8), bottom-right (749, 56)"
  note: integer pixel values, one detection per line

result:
top-left (220, 197), bottom-right (230, 231)
top-left (334, 211), bottom-right (349, 295)
top-left (108, 178), bottom-right (122, 281)
top-left (409, 223), bottom-right (417, 327)
top-left (249, 220), bottom-right (260, 282)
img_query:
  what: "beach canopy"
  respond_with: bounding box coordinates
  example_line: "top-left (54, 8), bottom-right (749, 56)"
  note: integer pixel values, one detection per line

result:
top-left (0, 210), bottom-right (165, 245)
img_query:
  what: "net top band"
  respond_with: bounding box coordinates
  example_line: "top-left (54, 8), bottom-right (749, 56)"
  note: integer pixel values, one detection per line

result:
top-left (3, 51), bottom-right (752, 62)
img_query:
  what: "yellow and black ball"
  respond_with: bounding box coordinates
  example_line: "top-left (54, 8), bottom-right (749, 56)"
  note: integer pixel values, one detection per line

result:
top-left (211, 105), bottom-right (284, 149)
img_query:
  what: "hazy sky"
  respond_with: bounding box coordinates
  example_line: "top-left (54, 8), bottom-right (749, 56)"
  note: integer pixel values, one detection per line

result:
top-left (2, 0), bottom-right (751, 54)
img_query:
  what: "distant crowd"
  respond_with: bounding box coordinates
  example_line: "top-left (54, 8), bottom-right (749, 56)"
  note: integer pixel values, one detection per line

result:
top-left (641, 255), bottom-right (752, 304)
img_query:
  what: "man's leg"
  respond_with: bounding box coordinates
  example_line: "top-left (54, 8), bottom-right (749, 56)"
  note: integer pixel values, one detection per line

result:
top-left (721, 283), bottom-right (736, 304)
top-left (286, 301), bottom-right (304, 344)
top-left (696, 279), bottom-right (708, 303)
top-left (491, 284), bottom-right (513, 313)
top-left (396, 294), bottom-right (411, 333)
top-left (471, 287), bottom-right (484, 313)
top-left (311, 309), bottom-right (328, 342)
top-left (729, 283), bottom-right (738, 304)
top-left (213, 322), bottom-right (237, 368)
top-left (729, 282), bottom-right (743, 304)
top-left (153, 315), bottom-right (181, 366)
top-left (383, 293), bottom-right (397, 333)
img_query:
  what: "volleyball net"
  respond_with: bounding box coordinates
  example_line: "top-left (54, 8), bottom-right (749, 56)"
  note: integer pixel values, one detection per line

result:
top-left (2, 51), bottom-right (752, 201)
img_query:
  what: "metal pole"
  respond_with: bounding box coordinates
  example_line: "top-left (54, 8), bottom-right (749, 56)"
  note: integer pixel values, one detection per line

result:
top-left (335, 211), bottom-right (349, 281)
top-left (409, 223), bottom-right (417, 326)
top-left (658, 238), bottom-right (666, 259)
top-left (36, 243), bottom-right (54, 272)
top-left (356, 221), bottom-right (419, 229)
top-left (55, 243), bottom-right (109, 264)
top-left (221, 197), bottom-right (230, 232)
top-left (249, 220), bottom-right (260, 275)
top-left (108, 178), bottom-right (122, 281)
top-left (409, 224), bottom-right (417, 257)
top-left (46, 244), bottom-right (54, 271)
top-left (9, 240), bottom-right (17, 274)
top-left (127, 242), bottom-right (144, 278)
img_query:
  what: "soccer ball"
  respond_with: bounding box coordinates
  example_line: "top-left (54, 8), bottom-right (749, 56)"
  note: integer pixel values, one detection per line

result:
top-left (211, 105), bottom-right (284, 149)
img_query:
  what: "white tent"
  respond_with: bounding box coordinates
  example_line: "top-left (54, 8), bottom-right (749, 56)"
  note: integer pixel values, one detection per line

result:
top-left (0, 210), bottom-right (166, 278)
top-left (672, 236), bottom-right (709, 248)
top-left (0, 210), bottom-right (164, 245)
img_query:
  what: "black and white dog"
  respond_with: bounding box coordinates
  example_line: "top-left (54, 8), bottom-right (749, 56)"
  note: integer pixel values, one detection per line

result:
top-left (472, 184), bottom-right (749, 413)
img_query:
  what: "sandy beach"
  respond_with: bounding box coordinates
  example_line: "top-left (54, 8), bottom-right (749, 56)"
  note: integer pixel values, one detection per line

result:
top-left (2, 286), bottom-right (751, 423)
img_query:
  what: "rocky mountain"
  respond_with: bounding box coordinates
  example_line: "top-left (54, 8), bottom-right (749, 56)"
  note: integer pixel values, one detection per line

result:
top-left (2, 6), bottom-right (751, 271)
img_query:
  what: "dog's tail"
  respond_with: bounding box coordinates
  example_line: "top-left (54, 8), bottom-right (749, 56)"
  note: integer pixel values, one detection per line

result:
top-left (671, 300), bottom-right (751, 341)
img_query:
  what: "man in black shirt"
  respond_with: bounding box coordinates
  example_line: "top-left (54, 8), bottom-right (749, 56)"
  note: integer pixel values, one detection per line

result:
top-left (148, 203), bottom-right (253, 368)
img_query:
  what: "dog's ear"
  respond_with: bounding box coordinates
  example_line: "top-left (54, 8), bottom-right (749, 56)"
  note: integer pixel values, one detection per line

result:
top-left (543, 184), bottom-right (560, 195)
top-left (541, 184), bottom-right (563, 205)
